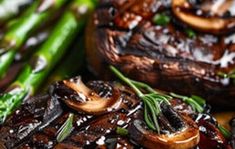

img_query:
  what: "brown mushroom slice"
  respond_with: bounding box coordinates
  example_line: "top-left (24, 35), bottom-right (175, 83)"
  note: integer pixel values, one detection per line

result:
top-left (172, 0), bottom-right (235, 34)
top-left (129, 114), bottom-right (199, 149)
top-left (62, 78), bottom-right (123, 115)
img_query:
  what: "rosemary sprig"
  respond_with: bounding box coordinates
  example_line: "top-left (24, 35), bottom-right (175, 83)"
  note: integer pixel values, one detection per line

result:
top-left (218, 124), bottom-right (232, 139)
top-left (110, 66), bottom-right (231, 138)
top-left (56, 113), bottom-right (74, 142)
top-left (110, 66), bottom-right (170, 133)
top-left (170, 93), bottom-right (204, 113)
top-left (110, 66), bottom-right (205, 133)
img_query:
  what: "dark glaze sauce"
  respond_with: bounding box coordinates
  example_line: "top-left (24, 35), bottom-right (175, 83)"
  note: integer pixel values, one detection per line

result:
top-left (86, 0), bottom-right (235, 107)
top-left (0, 80), bottom-right (141, 149)
top-left (0, 78), bottom-right (230, 149)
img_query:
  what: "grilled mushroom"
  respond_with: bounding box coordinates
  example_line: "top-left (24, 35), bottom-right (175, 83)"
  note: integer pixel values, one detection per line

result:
top-left (196, 114), bottom-right (232, 149)
top-left (172, 0), bottom-right (235, 34)
top-left (128, 103), bottom-right (199, 149)
top-left (129, 116), bottom-right (199, 149)
top-left (50, 77), bottom-right (123, 115)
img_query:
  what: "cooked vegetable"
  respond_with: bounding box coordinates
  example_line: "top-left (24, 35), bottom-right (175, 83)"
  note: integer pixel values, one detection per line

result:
top-left (0, 76), bottom-right (231, 148)
top-left (45, 37), bottom-right (85, 86)
top-left (110, 66), bottom-right (201, 149)
top-left (110, 66), bottom-right (206, 127)
top-left (129, 118), bottom-right (199, 149)
top-left (0, 0), bottom-right (66, 79)
top-left (86, 0), bottom-right (235, 108)
top-left (196, 114), bottom-right (232, 149)
top-left (0, 29), bottom-right (49, 91)
top-left (0, 0), bottom-right (32, 23)
top-left (51, 77), bottom-right (123, 115)
top-left (172, 0), bottom-right (235, 34)
top-left (0, 0), bottom-right (96, 124)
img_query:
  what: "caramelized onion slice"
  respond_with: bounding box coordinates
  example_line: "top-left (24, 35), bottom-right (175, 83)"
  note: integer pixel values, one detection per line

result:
top-left (59, 77), bottom-right (122, 115)
top-left (129, 114), bottom-right (199, 149)
top-left (172, 0), bottom-right (235, 34)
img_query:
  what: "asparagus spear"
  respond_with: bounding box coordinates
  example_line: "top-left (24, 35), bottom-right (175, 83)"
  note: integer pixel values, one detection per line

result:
top-left (0, 0), bottom-right (96, 124)
top-left (0, 29), bottom-right (50, 90)
top-left (0, 0), bottom-right (32, 23)
top-left (45, 37), bottom-right (85, 86)
top-left (0, 0), bottom-right (66, 79)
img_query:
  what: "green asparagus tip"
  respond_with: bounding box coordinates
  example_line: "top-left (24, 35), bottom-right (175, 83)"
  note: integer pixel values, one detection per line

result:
top-left (0, 89), bottom-right (27, 124)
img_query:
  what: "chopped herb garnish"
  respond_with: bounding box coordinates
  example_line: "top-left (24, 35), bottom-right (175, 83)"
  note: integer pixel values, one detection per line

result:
top-left (218, 124), bottom-right (231, 139)
top-left (56, 113), bottom-right (74, 142)
top-left (153, 13), bottom-right (170, 26)
top-left (116, 127), bottom-right (128, 136)
top-left (110, 66), bottom-right (205, 133)
top-left (185, 28), bottom-right (196, 38)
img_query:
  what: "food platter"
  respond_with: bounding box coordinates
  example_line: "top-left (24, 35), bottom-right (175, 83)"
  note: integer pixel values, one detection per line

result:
top-left (0, 0), bottom-right (234, 148)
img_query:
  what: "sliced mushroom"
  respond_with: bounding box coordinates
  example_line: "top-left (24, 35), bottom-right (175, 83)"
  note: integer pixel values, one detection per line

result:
top-left (129, 114), bottom-right (199, 149)
top-left (195, 114), bottom-right (231, 149)
top-left (50, 77), bottom-right (123, 115)
top-left (172, 0), bottom-right (235, 34)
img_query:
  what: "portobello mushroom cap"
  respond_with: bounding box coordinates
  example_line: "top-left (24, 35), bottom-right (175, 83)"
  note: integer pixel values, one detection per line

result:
top-left (86, 0), bottom-right (235, 107)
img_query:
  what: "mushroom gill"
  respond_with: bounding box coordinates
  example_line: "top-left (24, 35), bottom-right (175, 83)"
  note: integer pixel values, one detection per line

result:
top-left (50, 77), bottom-right (123, 115)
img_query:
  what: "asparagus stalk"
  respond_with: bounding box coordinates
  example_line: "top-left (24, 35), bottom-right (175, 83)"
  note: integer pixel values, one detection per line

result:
top-left (0, 0), bottom-right (32, 23)
top-left (0, 29), bottom-right (50, 90)
top-left (45, 37), bottom-right (85, 86)
top-left (0, 0), bottom-right (66, 79)
top-left (0, 0), bottom-right (96, 124)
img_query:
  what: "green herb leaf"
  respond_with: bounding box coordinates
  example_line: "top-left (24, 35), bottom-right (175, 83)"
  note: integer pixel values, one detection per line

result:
top-left (185, 28), bottom-right (196, 38)
top-left (56, 113), bottom-right (74, 142)
top-left (110, 66), bottom-right (162, 132)
top-left (153, 13), bottom-right (170, 26)
top-left (170, 92), bottom-right (204, 113)
top-left (110, 66), bottom-right (206, 133)
top-left (218, 124), bottom-right (231, 139)
top-left (116, 127), bottom-right (128, 136)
